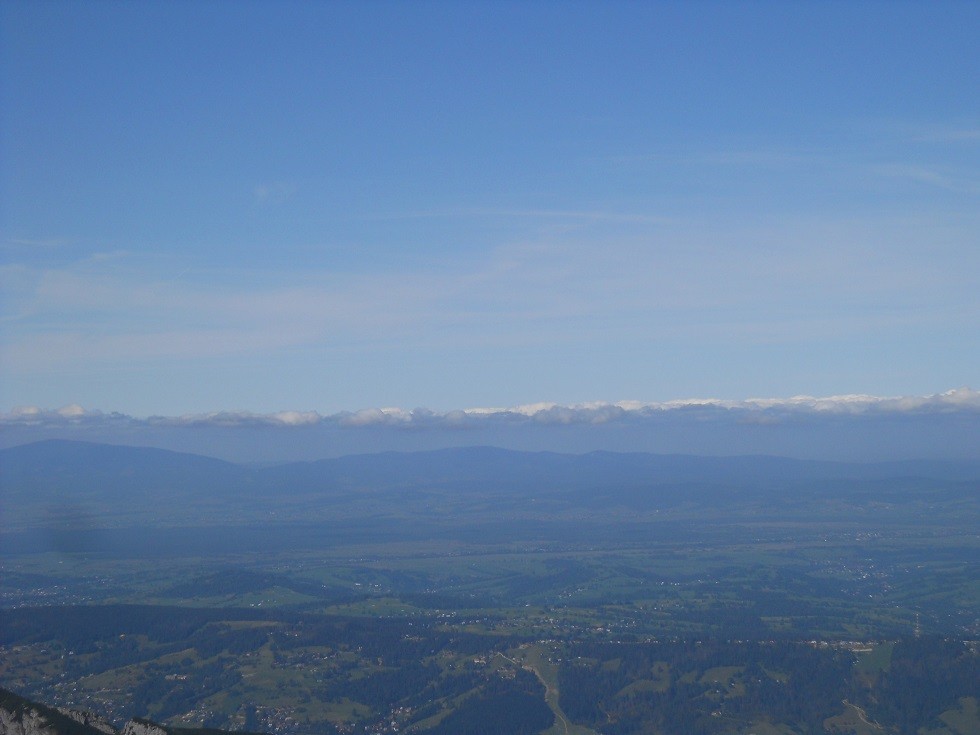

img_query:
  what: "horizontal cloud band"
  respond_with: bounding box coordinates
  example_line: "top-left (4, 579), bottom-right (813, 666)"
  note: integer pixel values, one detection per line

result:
top-left (4, 388), bottom-right (978, 430)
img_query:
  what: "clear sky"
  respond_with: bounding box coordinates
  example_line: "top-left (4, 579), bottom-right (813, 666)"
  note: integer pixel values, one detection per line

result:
top-left (1, 0), bottom-right (978, 416)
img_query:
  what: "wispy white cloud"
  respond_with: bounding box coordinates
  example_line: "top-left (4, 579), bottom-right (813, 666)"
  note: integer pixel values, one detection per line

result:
top-left (253, 181), bottom-right (295, 206)
top-left (365, 207), bottom-right (673, 226)
top-left (902, 124), bottom-right (980, 145)
top-left (2, 237), bottom-right (74, 249)
top-left (872, 163), bottom-right (980, 195)
top-left (695, 148), bottom-right (829, 169)
top-left (3, 204), bottom-right (978, 375)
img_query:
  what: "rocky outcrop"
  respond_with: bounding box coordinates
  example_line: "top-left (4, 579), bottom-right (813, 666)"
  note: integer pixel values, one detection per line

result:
top-left (0, 689), bottom-right (262, 735)
top-left (0, 704), bottom-right (58, 735)
top-left (56, 710), bottom-right (115, 735)
top-left (0, 688), bottom-right (108, 735)
top-left (118, 721), bottom-right (167, 735)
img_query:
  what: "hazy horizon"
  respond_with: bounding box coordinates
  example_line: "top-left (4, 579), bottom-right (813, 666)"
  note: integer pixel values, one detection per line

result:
top-left (2, 386), bottom-right (977, 463)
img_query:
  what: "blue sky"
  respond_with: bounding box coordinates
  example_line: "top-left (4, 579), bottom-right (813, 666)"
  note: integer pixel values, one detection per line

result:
top-left (1, 1), bottom-right (978, 417)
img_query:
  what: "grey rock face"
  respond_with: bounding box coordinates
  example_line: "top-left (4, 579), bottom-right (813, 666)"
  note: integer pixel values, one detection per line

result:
top-left (0, 705), bottom-right (62, 735)
top-left (119, 721), bottom-right (167, 735)
top-left (56, 710), bottom-right (116, 735)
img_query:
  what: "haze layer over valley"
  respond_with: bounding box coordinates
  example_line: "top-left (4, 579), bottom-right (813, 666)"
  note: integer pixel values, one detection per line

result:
top-left (1, 438), bottom-right (978, 734)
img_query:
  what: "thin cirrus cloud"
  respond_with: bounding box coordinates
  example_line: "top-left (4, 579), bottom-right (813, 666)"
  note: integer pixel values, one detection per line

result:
top-left (1, 202), bottom-right (976, 419)
top-left (253, 181), bottom-right (296, 206)
top-left (1, 263), bottom-right (448, 367)
top-left (874, 164), bottom-right (980, 195)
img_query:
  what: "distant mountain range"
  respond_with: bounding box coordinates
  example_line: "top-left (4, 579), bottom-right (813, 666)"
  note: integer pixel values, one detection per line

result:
top-left (2, 439), bottom-right (978, 556)
top-left (5, 439), bottom-right (980, 494)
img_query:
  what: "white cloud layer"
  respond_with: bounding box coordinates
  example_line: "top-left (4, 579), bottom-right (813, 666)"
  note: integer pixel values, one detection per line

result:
top-left (4, 388), bottom-right (978, 430)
